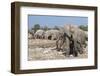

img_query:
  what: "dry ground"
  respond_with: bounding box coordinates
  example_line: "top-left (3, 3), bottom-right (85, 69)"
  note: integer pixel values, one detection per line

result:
top-left (28, 39), bottom-right (88, 61)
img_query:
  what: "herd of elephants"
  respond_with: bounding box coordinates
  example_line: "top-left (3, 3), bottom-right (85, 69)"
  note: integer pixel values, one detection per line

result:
top-left (28, 25), bottom-right (88, 57)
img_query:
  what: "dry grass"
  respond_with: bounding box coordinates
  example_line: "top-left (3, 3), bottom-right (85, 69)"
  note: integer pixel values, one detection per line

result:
top-left (28, 39), bottom-right (56, 48)
top-left (28, 39), bottom-right (88, 61)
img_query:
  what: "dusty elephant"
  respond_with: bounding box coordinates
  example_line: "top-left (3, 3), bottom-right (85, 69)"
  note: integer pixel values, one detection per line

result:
top-left (34, 30), bottom-right (45, 39)
top-left (44, 30), bottom-right (60, 40)
top-left (55, 25), bottom-right (87, 56)
top-left (63, 24), bottom-right (87, 45)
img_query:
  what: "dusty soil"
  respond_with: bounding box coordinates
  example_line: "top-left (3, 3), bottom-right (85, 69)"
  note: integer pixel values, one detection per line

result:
top-left (28, 39), bottom-right (88, 61)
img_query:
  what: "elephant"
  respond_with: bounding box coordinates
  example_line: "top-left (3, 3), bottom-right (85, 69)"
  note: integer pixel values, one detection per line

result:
top-left (44, 30), bottom-right (60, 40)
top-left (63, 24), bottom-right (87, 45)
top-left (34, 30), bottom-right (45, 39)
top-left (56, 32), bottom-right (67, 51)
top-left (55, 25), bottom-right (87, 56)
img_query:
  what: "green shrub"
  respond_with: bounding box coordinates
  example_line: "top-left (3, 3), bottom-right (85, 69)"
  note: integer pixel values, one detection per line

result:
top-left (79, 25), bottom-right (88, 31)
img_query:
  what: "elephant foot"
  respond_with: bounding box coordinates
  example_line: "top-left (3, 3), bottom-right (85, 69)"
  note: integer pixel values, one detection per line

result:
top-left (73, 51), bottom-right (78, 57)
top-left (79, 50), bottom-right (84, 54)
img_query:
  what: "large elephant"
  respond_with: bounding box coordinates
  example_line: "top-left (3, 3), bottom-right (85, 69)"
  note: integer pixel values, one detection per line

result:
top-left (55, 25), bottom-right (87, 56)
top-left (63, 25), bottom-right (87, 45)
top-left (34, 30), bottom-right (45, 39)
top-left (44, 30), bottom-right (60, 40)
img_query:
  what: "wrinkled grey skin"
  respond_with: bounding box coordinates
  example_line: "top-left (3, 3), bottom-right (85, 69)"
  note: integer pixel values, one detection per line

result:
top-left (44, 30), bottom-right (60, 40)
top-left (56, 25), bottom-right (87, 56)
top-left (63, 25), bottom-right (87, 45)
top-left (56, 32), bottom-right (69, 51)
top-left (34, 30), bottom-right (45, 39)
top-left (55, 27), bottom-right (69, 51)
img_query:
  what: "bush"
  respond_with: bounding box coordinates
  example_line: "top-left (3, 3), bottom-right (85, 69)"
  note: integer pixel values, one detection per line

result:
top-left (79, 25), bottom-right (88, 31)
top-left (32, 24), bottom-right (40, 32)
top-left (42, 26), bottom-right (49, 31)
top-left (54, 26), bottom-right (59, 30)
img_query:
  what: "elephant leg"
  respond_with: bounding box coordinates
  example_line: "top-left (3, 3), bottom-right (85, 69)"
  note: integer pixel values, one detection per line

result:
top-left (56, 40), bottom-right (61, 51)
top-left (77, 44), bottom-right (84, 54)
top-left (37, 35), bottom-right (39, 39)
top-left (78, 48), bottom-right (83, 54)
top-left (59, 40), bottom-right (65, 50)
top-left (39, 36), bottom-right (40, 39)
top-left (36, 35), bottom-right (38, 39)
top-left (42, 35), bottom-right (45, 39)
top-left (73, 50), bottom-right (78, 57)
top-left (56, 40), bottom-right (59, 51)
top-left (34, 35), bottom-right (37, 39)
top-left (46, 36), bottom-right (48, 40)
top-left (56, 39), bottom-right (64, 51)
top-left (73, 47), bottom-right (78, 57)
